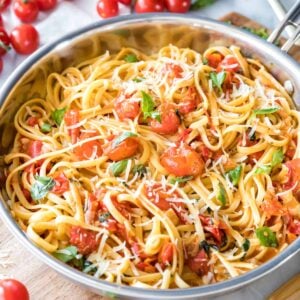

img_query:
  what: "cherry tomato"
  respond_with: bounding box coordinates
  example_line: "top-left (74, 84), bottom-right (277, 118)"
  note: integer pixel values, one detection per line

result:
top-left (10, 24), bottom-right (39, 55)
top-left (103, 136), bottom-right (139, 161)
top-left (149, 104), bottom-right (180, 135)
top-left (69, 226), bottom-right (99, 255)
top-left (36, 0), bottom-right (57, 11)
top-left (199, 215), bottom-right (226, 245)
top-left (118, 0), bottom-right (131, 5)
top-left (27, 140), bottom-right (43, 158)
top-left (135, 0), bottom-right (165, 13)
top-left (64, 109), bottom-right (80, 144)
top-left (114, 98), bottom-right (140, 121)
top-left (136, 261), bottom-right (156, 273)
top-left (287, 216), bottom-right (300, 235)
top-left (187, 249), bottom-right (209, 276)
top-left (131, 242), bottom-right (148, 259)
top-left (0, 57), bottom-right (3, 73)
top-left (165, 0), bottom-right (190, 13)
top-left (178, 87), bottom-right (200, 115)
top-left (261, 195), bottom-right (285, 218)
top-left (283, 158), bottom-right (300, 193)
top-left (160, 144), bottom-right (204, 177)
top-left (164, 63), bottom-right (183, 79)
top-left (52, 173), bottom-right (69, 195)
top-left (27, 116), bottom-right (38, 126)
top-left (206, 53), bottom-right (223, 68)
top-left (0, 279), bottom-right (29, 300)
top-left (217, 55), bottom-right (240, 72)
top-left (0, 28), bottom-right (10, 57)
top-left (0, 0), bottom-right (11, 12)
top-left (0, 14), bottom-right (3, 27)
top-left (158, 242), bottom-right (174, 266)
top-left (96, 0), bottom-right (119, 19)
top-left (13, 0), bottom-right (39, 23)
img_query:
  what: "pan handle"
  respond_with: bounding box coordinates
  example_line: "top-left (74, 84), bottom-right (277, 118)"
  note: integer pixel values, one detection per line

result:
top-left (267, 0), bottom-right (300, 52)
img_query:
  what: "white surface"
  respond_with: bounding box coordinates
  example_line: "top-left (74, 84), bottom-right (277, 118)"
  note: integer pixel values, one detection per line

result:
top-left (0, 0), bottom-right (299, 299)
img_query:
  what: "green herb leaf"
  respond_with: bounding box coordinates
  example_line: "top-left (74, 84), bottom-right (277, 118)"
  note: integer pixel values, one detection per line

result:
top-left (227, 165), bottom-right (242, 186)
top-left (248, 130), bottom-right (256, 141)
top-left (124, 54), bottom-right (139, 63)
top-left (99, 212), bottom-right (111, 223)
top-left (83, 260), bottom-right (97, 274)
top-left (41, 123), bottom-right (52, 133)
top-left (148, 111), bottom-right (161, 122)
top-left (51, 107), bottom-right (67, 125)
top-left (202, 57), bottom-right (208, 65)
top-left (253, 107), bottom-right (279, 116)
top-left (110, 160), bottom-right (128, 177)
top-left (53, 246), bottom-right (78, 263)
top-left (141, 91), bottom-right (161, 122)
top-left (30, 176), bottom-right (55, 201)
top-left (217, 184), bottom-right (226, 206)
top-left (242, 239), bottom-right (250, 252)
top-left (255, 165), bottom-right (272, 174)
top-left (132, 77), bottom-right (144, 83)
top-left (132, 164), bottom-right (147, 178)
top-left (200, 240), bottom-right (219, 254)
top-left (242, 27), bottom-right (269, 40)
top-left (210, 71), bottom-right (226, 93)
top-left (271, 148), bottom-right (284, 167)
top-left (112, 132), bottom-right (137, 148)
top-left (191, 0), bottom-right (215, 10)
top-left (170, 176), bottom-right (193, 184)
top-left (256, 227), bottom-right (278, 247)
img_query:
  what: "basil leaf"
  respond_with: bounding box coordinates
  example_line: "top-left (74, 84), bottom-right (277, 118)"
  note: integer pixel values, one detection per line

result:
top-left (242, 27), bottom-right (269, 40)
top-left (200, 240), bottom-right (219, 254)
top-left (53, 246), bottom-right (78, 263)
top-left (227, 165), bottom-right (242, 186)
top-left (124, 54), bottom-right (139, 63)
top-left (41, 123), bottom-right (52, 133)
top-left (148, 111), bottom-right (161, 123)
top-left (202, 57), bottom-right (208, 65)
top-left (271, 148), bottom-right (284, 167)
top-left (210, 71), bottom-right (226, 93)
top-left (112, 132), bottom-right (137, 148)
top-left (170, 176), bottom-right (193, 184)
top-left (217, 184), bottom-right (226, 206)
top-left (132, 164), bottom-right (147, 178)
top-left (99, 212), bottom-right (111, 223)
top-left (191, 0), bottom-right (215, 10)
top-left (83, 260), bottom-right (97, 274)
top-left (110, 160), bottom-right (128, 177)
top-left (242, 239), bottom-right (250, 252)
top-left (253, 107), bottom-right (279, 116)
top-left (51, 107), bottom-right (67, 125)
top-left (132, 77), bottom-right (144, 83)
top-left (31, 176), bottom-right (55, 201)
top-left (255, 165), bottom-right (272, 174)
top-left (141, 91), bottom-right (155, 115)
top-left (256, 227), bottom-right (278, 247)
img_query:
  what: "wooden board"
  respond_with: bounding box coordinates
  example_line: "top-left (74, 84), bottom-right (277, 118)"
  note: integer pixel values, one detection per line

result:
top-left (0, 12), bottom-right (299, 300)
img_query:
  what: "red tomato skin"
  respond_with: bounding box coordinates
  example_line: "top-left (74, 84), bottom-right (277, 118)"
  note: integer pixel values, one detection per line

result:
top-left (160, 144), bottom-right (204, 177)
top-left (36, 0), bottom-right (57, 10)
top-left (0, 28), bottom-right (10, 57)
top-left (283, 158), bottom-right (300, 193)
top-left (165, 0), bottom-right (190, 13)
top-left (64, 109), bottom-right (80, 144)
top-left (0, 0), bottom-right (11, 12)
top-left (96, 0), bottom-right (119, 18)
top-left (187, 249), bottom-right (209, 276)
top-left (13, 0), bottom-right (39, 23)
top-left (52, 173), bottom-right (69, 195)
top-left (158, 242), bottom-right (174, 266)
top-left (0, 279), bottom-right (29, 300)
top-left (135, 0), bottom-right (165, 13)
top-left (0, 14), bottom-right (3, 27)
top-left (27, 140), bottom-right (43, 158)
top-left (10, 24), bottom-right (39, 55)
top-left (27, 116), bottom-right (38, 126)
top-left (0, 57), bottom-right (3, 73)
top-left (118, 0), bottom-right (131, 4)
top-left (217, 56), bottom-right (240, 72)
top-left (206, 53), bottom-right (223, 68)
top-left (165, 63), bottom-right (183, 78)
top-left (114, 98), bottom-right (140, 121)
top-left (178, 87), bottom-right (200, 115)
top-left (69, 226), bottom-right (99, 255)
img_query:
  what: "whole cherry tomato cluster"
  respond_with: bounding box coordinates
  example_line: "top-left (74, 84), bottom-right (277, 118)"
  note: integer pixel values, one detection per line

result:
top-left (0, 0), bottom-right (57, 74)
top-left (97, 0), bottom-right (191, 19)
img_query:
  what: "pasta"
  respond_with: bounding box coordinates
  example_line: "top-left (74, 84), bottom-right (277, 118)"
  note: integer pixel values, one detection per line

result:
top-left (3, 44), bottom-right (300, 288)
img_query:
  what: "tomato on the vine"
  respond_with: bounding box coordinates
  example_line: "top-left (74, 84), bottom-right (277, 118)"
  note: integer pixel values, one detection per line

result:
top-left (0, 279), bottom-right (30, 300)
top-left (13, 0), bottom-right (39, 23)
top-left (0, 28), bottom-right (10, 57)
top-left (36, 0), bottom-right (57, 11)
top-left (135, 0), bottom-right (165, 13)
top-left (10, 24), bottom-right (39, 55)
top-left (165, 0), bottom-right (191, 13)
top-left (0, 0), bottom-right (10, 12)
top-left (96, 0), bottom-right (119, 19)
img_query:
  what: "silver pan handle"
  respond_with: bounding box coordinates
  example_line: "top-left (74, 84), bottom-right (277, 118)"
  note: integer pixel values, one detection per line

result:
top-left (268, 0), bottom-right (300, 52)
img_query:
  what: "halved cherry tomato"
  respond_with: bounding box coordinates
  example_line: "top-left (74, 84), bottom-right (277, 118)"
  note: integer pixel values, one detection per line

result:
top-left (96, 0), bottom-right (119, 18)
top-left (283, 158), bottom-right (300, 193)
top-left (103, 136), bottom-right (139, 161)
top-left (160, 144), bottom-right (204, 177)
top-left (164, 63), bottom-right (183, 79)
top-left (217, 56), bottom-right (240, 72)
top-left (0, 0), bottom-right (11, 12)
top-left (187, 249), bottom-right (209, 276)
top-left (158, 242), bottom-right (174, 266)
top-left (64, 109), bottom-right (80, 144)
top-left (135, 0), bottom-right (165, 13)
top-left (0, 27), bottom-right (10, 57)
top-left (36, 0), bottom-right (57, 11)
top-left (118, 0), bottom-right (131, 4)
top-left (10, 24), bottom-right (39, 55)
top-left (0, 279), bottom-right (29, 300)
top-left (74, 131), bottom-right (103, 160)
top-left (149, 104), bottom-right (180, 135)
top-left (178, 87), bottom-right (200, 115)
top-left (13, 0), bottom-right (39, 23)
top-left (114, 98), bottom-right (140, 120)
top-left (165, 0), bottom-right (190, 13)
top-left (52, 173), bottom-right (69, 195)
top-left (27, 140), bottom-right (43, 158)
top-left (206, 53), bottom-right (223, 68)
top-left (69, 226), bottom-right (99, 255)
top-left (27, 116), bottom-right (38, 126)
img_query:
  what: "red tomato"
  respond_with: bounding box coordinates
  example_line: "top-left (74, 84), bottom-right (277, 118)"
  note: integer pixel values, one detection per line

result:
top-left (136, 261), bottom-right (156, 273)
top-left (178, 87), bottom-right (200, 114)
top-left (187, 249), bottom-right (209, 276)
top-left (160, 144), bottom-right (204, 177)
top-left (283, 158), bottom-right (300, 193)
top-left (13, 0), bottom-right (39, 23)
top-left (69, 226), bottom-right (99, 255)
top-left (288, 217), bottom-right (300, 235)
top-left (118, 0), bottom-right (131, 4)
top-left (52, 173), bottom-right (69, 195)
top-left (217, 56), bottom-right (240, 72)
top-left (131, 242), bottom-right (148, 259)
top-left (74, 131), bottom-right (103, 160)
top-left (199, 215), bottom-right (226, 245)
top-left (164, 63), bottom-right (183, 79)
top-left (22, 188), bottom-right (32, 201)
top-left (165, 0), bottom-right (190, 13)
top-left (248, 150), bottom-right (264, 165)
top-left (0, 28), bottom-right (10, 57)
top-left (0, 279), bottom-right (29, 300)
top-left (0, 0), bottom-right (11, 12)
top-left (206, 53), bottom-right (223, 68)
top-left (158, 242), bottom-right (174, 266)
top-left (103, 136), bottom-right (139, 161)
top-left (96, 0), bottom-right (119, 18)
top-left (149, 104), bottom-right (180, 135)
top-left (27, 116), bottom-right (38, 126)
top-left (10, 24), bottom-right (39, 55)
top-left (64, 109), bottom-right (80, 144)
top-left (199, 144), bottom-right (213, 161)
top-left (27, 140), bottom-right (43, 158)
top-left (36, 0), bottom-right (57, 11)
top-left (261, 196), bottom-right (285, 218)
top-left (0, 14), bottom-right (3, 27)
top-left (135, 0), bottom-right (165, 13)
top-left (0, 57), bottom-right (3, 73)
top-left (114, 98), bottom-right (140, 121)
